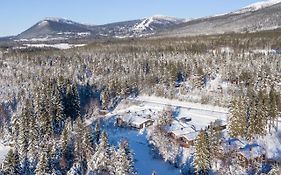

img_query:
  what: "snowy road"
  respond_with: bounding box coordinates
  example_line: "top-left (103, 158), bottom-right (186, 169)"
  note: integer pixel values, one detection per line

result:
top-left (133, 96), bottom-right (228, 115)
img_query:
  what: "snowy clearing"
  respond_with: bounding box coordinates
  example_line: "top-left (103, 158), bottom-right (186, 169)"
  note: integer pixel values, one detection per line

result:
top-left (24, 43), bottom-right (86, 50)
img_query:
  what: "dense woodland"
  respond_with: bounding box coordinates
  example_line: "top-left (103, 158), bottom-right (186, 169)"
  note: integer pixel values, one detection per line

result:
top-left (0, 32), bottom-right (280, 174)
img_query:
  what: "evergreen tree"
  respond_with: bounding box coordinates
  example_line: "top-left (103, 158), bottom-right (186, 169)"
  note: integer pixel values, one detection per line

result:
top-left (2, 149), bottom-right (21, 175)
top-left (2, 149), bottom-right (18, 175)
top-left (74, 117), bottom-right (84, 162)
top-left (35, 153), bottom-right (50, 175)
top-left (94, 121), bottom-right (101, 144)
top-left (228, 97), bottom-right (248, 138)
top-left (29, 105), bottom-right (39, 160)
top-left (89, 132), bottom-right (111, 174)
top-left (12, 149), bottom-right (21, 175)
top-left (61, 126), bottom-right (75, 172)
top-left (207, 120), bottom-right (222, 162)
top-left (113, 140), bottom-right (135, 175)
top-left (65, 83), bottom-right (80, 128)
top-left (19, 99), bottom-right (32, 159)
top-left (83, 126), bottom-right (95, 157)
top-left (51, 86), bottom-right (65, 135)
top-left (193, 130), bottom-right (211, 175)
top-left (257, 90), bottom-right (269, 135)
top-left (51, 144), bottom-right (63, 175)
top-left (269, 85), bottom-right (278, 132)
top-left (247, 91), bottom-right (268, 139)
top-left (100, 89), bottom-right (110, 110)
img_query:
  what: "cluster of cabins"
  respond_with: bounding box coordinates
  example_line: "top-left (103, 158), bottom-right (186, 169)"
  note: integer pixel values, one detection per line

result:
top-left (114, 108), bottom-right (280, 168)
top-left (116, 110), bottom-right (226, 149)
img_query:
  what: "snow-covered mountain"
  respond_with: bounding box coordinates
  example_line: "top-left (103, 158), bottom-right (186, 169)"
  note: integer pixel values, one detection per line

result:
top-left (162, 0), bottom-right (281, 37)
top-left (233, 0), bottom-right (281, 14)
top-left (14, 15), bottom-right (185, 41)
top-left (8, 0), bottom-right (281, 41)
top-left (16, 17), bottom-right (92, 40)
top-left (132, 15), bottom-right (186, 33)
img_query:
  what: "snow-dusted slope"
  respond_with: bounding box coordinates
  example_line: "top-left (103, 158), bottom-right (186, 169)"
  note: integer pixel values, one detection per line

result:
top-left (15, 15), bottom-right (186, 41)
top-left (133, 15), bottom-right (186, 33)
top-left (164, 0), bottom-right (281, 37)
top-left (233, 0), bottom-right (281, 14)
top-left (17, 17), bottom-right (92, 40)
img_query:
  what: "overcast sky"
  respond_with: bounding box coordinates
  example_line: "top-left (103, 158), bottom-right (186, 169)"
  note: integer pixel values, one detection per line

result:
top-left (0, 0), bottom-right (262, 37)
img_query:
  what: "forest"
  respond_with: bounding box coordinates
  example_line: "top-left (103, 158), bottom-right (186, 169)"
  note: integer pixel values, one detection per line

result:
top-left (0, 31), bottom-right (280, 174)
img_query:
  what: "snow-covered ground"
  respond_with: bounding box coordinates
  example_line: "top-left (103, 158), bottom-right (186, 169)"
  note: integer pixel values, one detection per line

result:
top-left (134, 95), bottom-right (228, 115)
top-left (105, 123), bottom-right (181, 175)
top-left (0, 143), bottom-right (10, 164)
top-left (24, 43), bottom-right (86, 50)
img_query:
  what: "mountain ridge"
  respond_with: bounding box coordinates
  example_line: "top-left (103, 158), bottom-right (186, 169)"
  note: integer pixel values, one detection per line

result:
top-left (3, 0), bottom-right (281, 42)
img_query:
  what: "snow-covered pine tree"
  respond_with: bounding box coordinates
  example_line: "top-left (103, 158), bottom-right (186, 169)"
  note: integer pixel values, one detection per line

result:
top-left (113, 140), bottom-right (136, 175)
top-left (19, 99), bottom-right (31, 156)
top-left (269, 85), bottom-right (278, 132)
top-left (61, 124), bottom-right (69, 156)
top-left (65, 83), bottom-right (80, 128)
top-left (51, 86), bottom-right (65, 135)
top-left (207, 120), bottom-right (223, 166)
top-left (74, 117), bottom-right (87, 174)
top-left (13, 149), bottom-right (21, 175)
top-left (94, 120), bottom-right (101, 144)
top-left (255, 91), bottom-right (267, 136)
top-left (247, 99), bottom-right (259, 140)
top-left (82, 126), bottom-right (95, 158)
top-left (36, 86), bottom-right (53, 146)
top-left (228, 97), bottom-right (247, 138)
top-left (89, 131), bottom-right (111, 174)
top-left (60, 124), bottom-right (75, 172)
top-left (50, 144), bottom-right (63, 175)
top-left (29, 101), bottom-right (39, 163)
top-left (193, 129), bottom-right (211, 175)
top-left (100, 88), bottom-right (110, 110)
top-left (19, 99), bottom-right (32, 174)
top-left (2, 149), bottom-right (16, 174)
top-left (35, 152), bottom-right (50, 175)
top-left (74, 117), bottom-right (84, 162)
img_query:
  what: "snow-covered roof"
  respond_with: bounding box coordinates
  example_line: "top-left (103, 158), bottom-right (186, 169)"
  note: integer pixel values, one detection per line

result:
top-left (118, 115), bottom-right (153, 127)
top-left (239, 143), bottom-right (265, 159)
top-left (169, 127), bottom-right (196, 137)
top-left (181, 132), bottom-right (199, 141)
top-left (168, 120), bottom-right (198, 141)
